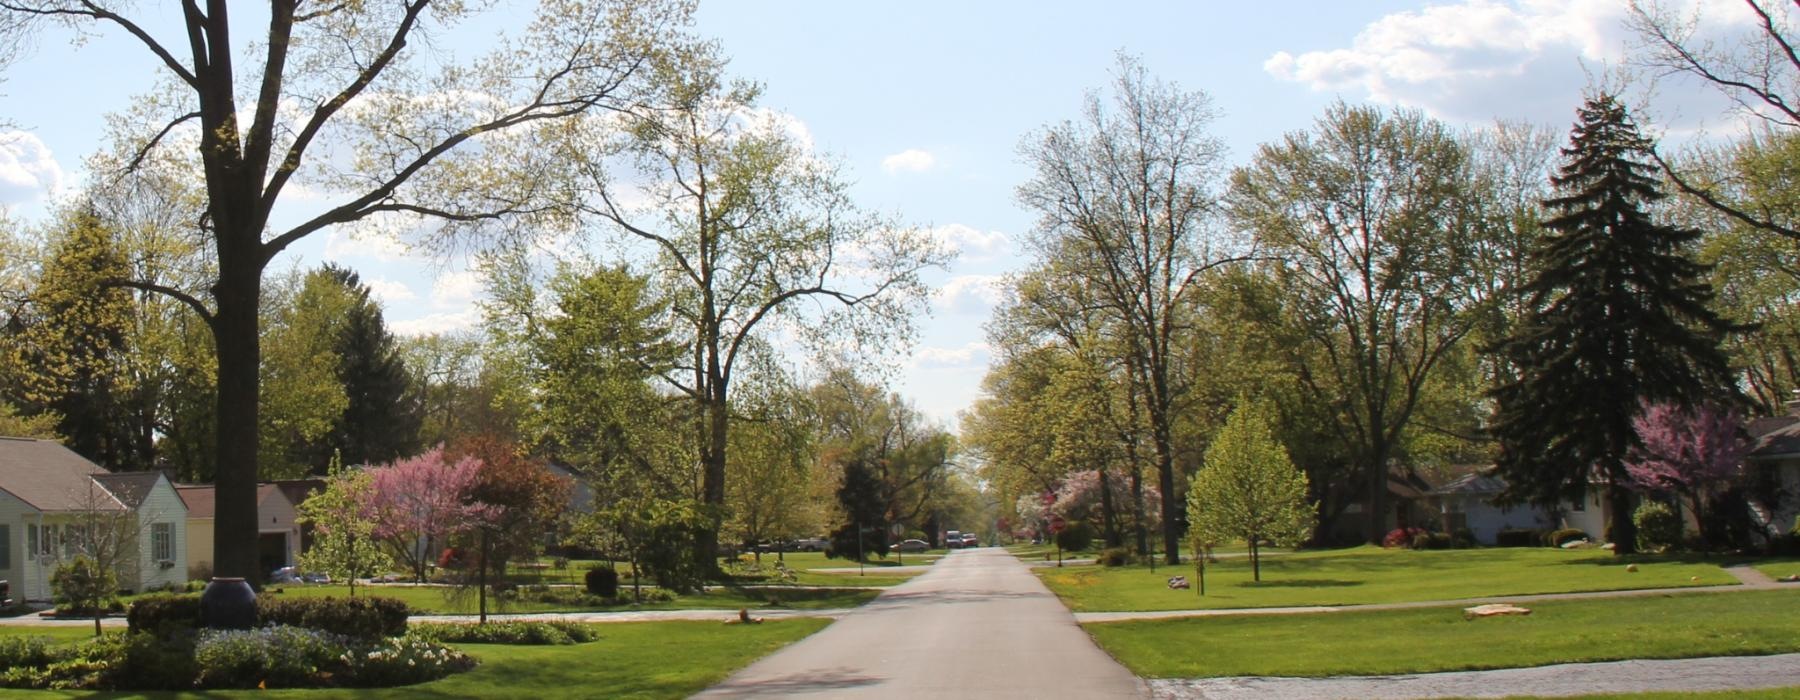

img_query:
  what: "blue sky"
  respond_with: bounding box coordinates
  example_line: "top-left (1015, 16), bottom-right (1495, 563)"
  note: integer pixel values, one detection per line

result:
top-left (0, 0), bottom-right (1752, 427)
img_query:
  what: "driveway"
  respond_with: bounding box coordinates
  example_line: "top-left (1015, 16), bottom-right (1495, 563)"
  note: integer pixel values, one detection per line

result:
top-left (694, 547), bottom-right (1145, 699)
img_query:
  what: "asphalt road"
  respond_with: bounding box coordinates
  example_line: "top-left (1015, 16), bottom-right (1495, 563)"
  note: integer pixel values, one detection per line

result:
top-left (693, 547), bottom-right (1146, 699)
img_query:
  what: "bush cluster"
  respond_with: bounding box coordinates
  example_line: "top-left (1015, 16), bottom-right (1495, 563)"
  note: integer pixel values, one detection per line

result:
top-left (411, 620), bottom-right (599, 645)
top-left (0, 626), bottom-right (471, 692)
top-left (1382, 527), bottom-right (1426, 548)
top-left (1054, 523), bottom-right (1094, 552)
top-left (194, 625), bottom-right (346, 688)
top-left (1095, 547), bottom-right (1133, 567)
top-left (585, 566), bottom-right (620, 597)
top-left (128, 594), bottom-right (408, 640)
top-left (258, 596), bottom-right (409, 640)
top-left (1635, 501), bottom-right (1683, 552)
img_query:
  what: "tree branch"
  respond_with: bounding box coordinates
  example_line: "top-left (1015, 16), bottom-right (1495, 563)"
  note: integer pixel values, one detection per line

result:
top-left (101, 278), bottom-right (215, 325)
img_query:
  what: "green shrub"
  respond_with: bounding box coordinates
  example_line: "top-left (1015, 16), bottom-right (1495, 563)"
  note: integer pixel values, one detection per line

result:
top-left (0, 636), bottom-right (53, 670)
top-left (1545, 527), bottom-right (1588, 547)
top-left (585, 566), bottom-right (620, 597)
top-left (257, 596), bottom-right (409, 640)
top-left (412, 620), bottom-right (598, 645)
top-left (103, 630), bottom-right (198, 690)
top-left (1495, 528), bottom-right (1546, 547)
top-left (343, 633), bottom-right (474, 687)
top-left (50, 556), bottom-right (118, 617)
top-left (194, 625), bottom-right (347, 689)
top-left (1634, 501), bottom-right (1683, 552)
top-left (1096, 547), bottom-right (1133, 567)
top-left (1054, 523), bottom-right (1094, 552)
top-left (128, 594), bottom-right (202, 636)
top-left (1451, 528), bottom-right (1477, 548)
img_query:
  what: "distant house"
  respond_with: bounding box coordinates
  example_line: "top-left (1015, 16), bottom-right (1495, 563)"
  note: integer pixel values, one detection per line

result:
top-left (176, 484), bottom-right (302, 580)
top-left (1427, 472), bottom-right (1554, 544)
top-left (0, 437), bottom-right (188, 601)
top-left (1747, 407), bottom-right (1800, 536)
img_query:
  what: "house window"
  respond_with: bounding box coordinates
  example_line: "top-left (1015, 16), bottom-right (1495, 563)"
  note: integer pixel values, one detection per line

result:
top-left (151, 523), bottom-right (173, 562)
top-left (0, 525), bottom-right (9, 569)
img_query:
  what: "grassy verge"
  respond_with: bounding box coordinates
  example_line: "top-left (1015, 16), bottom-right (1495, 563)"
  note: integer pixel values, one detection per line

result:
top-left (0, 618), bottom-right (829, 699)
top-left (1041, 546), bottom-right (1735, 611)
top-left (1752, 558), bottom-right (1800, 582)
top-left (268, 583), bottom-right (877, 614)
top-left (1088, 588), bottom-right (1800, 678)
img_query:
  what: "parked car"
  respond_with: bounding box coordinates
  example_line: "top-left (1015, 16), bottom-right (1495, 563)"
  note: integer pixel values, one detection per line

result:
top-left (944, 530), bottom-right (963, 549)
top-left (0, 579), bottom-right (11, 607)
top-left (790, 537), bottom-right (828, 552)
top-left (889, 538), bottom-right (929, 553)
top-left (270, 567), bottom-right (331, 584)
top-left (960, 532), bottom-right (979, 548)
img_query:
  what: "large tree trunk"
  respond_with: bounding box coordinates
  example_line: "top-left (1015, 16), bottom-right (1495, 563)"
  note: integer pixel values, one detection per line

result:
top-left (696, 380), bottom-right (729, 576)
top-left (1608, 481), bottom-right (1638, 555)
top-left (1151, 418), bottom-right (1180, 565)
top-left (210, 263), bottom-right (262, 582)
top-left (1098, 467), bottom-right (1121, 548)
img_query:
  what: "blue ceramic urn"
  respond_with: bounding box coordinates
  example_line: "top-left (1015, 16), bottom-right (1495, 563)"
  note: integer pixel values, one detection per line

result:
top-left (199, 577), bottom-right (256, 630)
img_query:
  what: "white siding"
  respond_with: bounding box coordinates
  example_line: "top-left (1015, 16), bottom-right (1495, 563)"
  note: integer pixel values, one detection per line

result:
top-left (0, 490), bottom-right (47, 601)
top-left (129, 477), bottom-right (188, 592)
top-left (259, 489), bottom-right (301, 569)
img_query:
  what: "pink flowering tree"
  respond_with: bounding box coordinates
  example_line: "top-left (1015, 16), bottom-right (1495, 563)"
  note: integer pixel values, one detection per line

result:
top-left (363, 446), bottom-right (498, 582)
top-left (1626, 402), bottom-right (1749, 544)
top-left (1051, 470), bottom-right (1163, 544)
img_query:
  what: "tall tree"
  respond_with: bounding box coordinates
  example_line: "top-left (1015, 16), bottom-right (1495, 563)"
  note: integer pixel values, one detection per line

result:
top-left (1016, 54), bottom-right (1243, 564)
top-left (291, 265), bottom-right (422, 471)
top-left (1227, 103), bottom-right (1489, 543)
top-left (1490, 94), bottom-right (1740, 555)
top-left (0, 0), bottom-right (698, 579)
top-left (1627, 0), bottom-right (1800, 239)
top-left (566, 73), bottom-right (945, 570)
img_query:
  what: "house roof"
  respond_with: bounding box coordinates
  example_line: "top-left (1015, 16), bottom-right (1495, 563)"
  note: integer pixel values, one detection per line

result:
top-left (92, 472), bottom-right (166, 508)
top-left (270, 479), bottom-right (325, 508)
top-left (1749, 415), bottom-right (1800, 460)
top-left (1429, 471), bottom-right (1508, 496)
top-left (0, 437), bottom-right (123, 512)
top-left (175, 483), bottom-right (283, 519)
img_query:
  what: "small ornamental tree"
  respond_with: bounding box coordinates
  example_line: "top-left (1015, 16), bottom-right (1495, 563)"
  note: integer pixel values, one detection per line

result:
top-left (297, 453), bottom-right (393, 596)
top-left (364, 446), bottom-right (495, 582)
top-left (1626, 401), bottom-right (1748, 545)
top-left (50, 556), bottom-right (114, 636)
top-left (1187, 399), bottom-right (1314, 581)
top-left (1052, 470), bottom-right (1163, 535)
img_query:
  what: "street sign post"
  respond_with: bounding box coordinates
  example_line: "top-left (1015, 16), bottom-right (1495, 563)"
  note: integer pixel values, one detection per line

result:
top-left (1049, 515), bottom-right (1067, 567)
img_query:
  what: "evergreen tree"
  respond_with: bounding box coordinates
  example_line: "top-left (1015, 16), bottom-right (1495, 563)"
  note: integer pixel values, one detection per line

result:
top-left (1490, 94), bottom-right (1739, 555)
top-left (827, 455), bottom-right (890, 561)
top-left (291, 265), bottom-right (422, 472)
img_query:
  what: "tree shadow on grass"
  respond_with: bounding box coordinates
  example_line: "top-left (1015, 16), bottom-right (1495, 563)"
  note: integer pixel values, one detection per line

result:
top-left (1237, 579), bottom-right (1362, 589)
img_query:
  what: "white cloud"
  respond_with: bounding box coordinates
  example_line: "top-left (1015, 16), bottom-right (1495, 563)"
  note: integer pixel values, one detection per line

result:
top-left (390, 308), bottom-right (483, 337)
top-left (323, 229), bottom-right (412, 262)
top-left (881, 149), bottom-right (936, 175)
top-left (429, 270), bottom-right (483, 309)
top-left (363, 278), bottom-right (417, 304)
top-left (934, 274), bottom-right (1004, 314)
top-left (1263, 0), bottom-right (1754, 127)
top-left (0, 131), bottom-right (66, 204)
top-left (927, 224), bottom-right (1011, 262)
top-left (911, 342), bottom-right (991, 369)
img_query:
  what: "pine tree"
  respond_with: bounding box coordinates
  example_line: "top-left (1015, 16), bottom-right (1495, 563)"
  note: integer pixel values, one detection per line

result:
top-left (1490, 94), bottom-right (1739, 555)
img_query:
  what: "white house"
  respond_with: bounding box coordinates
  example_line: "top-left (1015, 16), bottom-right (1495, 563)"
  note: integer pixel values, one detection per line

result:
top-left (176, 484), bottom-right (302, 580)
top-left (1747, 411), bottom-right (1800, 536)
top-left (0, 437), bottom-right (188, 602)
top-left (1427, 472), bottom-right (1554, 544)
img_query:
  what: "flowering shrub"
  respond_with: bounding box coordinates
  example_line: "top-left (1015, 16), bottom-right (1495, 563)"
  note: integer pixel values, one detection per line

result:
top-left (194, 625), bottom-right (348, 688)
top-left (412, 620), bottom-right (598, 645)
top-left (1382, 527), bottom-right (1426, 549)
top-left (342, 633), bottom-right (474, 687)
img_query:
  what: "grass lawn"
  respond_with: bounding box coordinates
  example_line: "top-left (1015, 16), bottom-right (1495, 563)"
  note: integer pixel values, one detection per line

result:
top-left (1089, 588), bottom-right (1800, 678)
top-left (268, 583), bottom-right (877, 614)
top-left (1040, 546), bottom-right (1737, 611)
top-left (0, 618), bottom-right (830, 699)
top-left (1752, 557), bottom-right (1800, 582)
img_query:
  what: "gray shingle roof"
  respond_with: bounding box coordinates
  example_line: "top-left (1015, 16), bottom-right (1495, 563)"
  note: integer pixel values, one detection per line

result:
top-left (0, 437), bottom-right (122, 512)
top-left (92, 472), bottom-right (165, 508)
